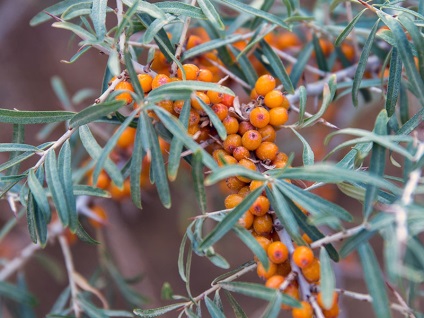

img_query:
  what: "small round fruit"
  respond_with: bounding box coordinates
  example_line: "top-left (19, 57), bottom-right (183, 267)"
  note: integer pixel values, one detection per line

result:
top-left (242, 130), bottom-right (263, 151)
top-left (250, 107), bottom-right (270, 129)
top-left (301, 258), bottom-right (320, 283)
top-left (152, 74), bottom-right (171, 89)
top-left (257, 261), bottom-right (277, 280)
top-left (238, 186), bottom-right (251, 197)
top-left (269, 107), bottom-right (289, 126)
top-left (237, 158), bottom-right (257, 182)
top-left (253, 214), bottom-right (273, 235)
top-left (249, 196), bottom-right (270, 216)
top-left (238, 211), bottom-right (254, 229)
top-left (212, 103), bottom-right (229, 121)
top-left (255, 74), bottom-right (276, 96)
top-left (197, 68), bottom-right (214, 82)
top-left (292, 246), bottom-right (314, 269)
top-left (258, 125), bottom-right (276, 142)
top-left (238, 121), bottom-right (256, 136)
top-left (267, 241), bottom-right (289, 264)
top-left (222, 116), bottom-right (240, 134)
top-left (191, 91), bottom-right (210, 110)
top-left (186, 35), bottom-right (203, 49)
top-left (117, 127), bottom-right (136, 148)
top-left (256, 141), bottom-right (278, 161)
top-left (292, 301), bottom-right (313, 318)
top-left (115, 82), bottom-right (134, 104)
top-left (223, 134), bottom-right (242, 154)
top-left (177, 64), bottom-right (199, 80)
top-left (317, 292), bottom-right (339, 310)
top-left (137, 74), bottom-right (153, 93)
top-left (207, 90), bottom-right (224, 104)
top-left (224, 194), bottom-right (243, 209)
top-left (233, 146), bottom-right (250, 161)
top-left (226, 177), bottom-right (246, 191)
top-left (265, 275), bottom-right (285, 289)
top-left (264, 90), bottom-right (285, 108)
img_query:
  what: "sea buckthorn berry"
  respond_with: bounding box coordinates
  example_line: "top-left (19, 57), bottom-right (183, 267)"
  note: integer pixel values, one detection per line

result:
top-left (177, 64), bottom-right (199, 80)
top-left (187, 124), bottom-right (200, 136)
top-left (267, 241), bottom-right (289, 264)
top-left (264, 90), bottom-right (285, 108)
top-left (292, 301), bottom-right (313, 318)
top-left (172, 100), bottom-right (185, 114)
top-left (223, 134), bottom-right (242, 154)
top-left (341, 42), bottom-right (355, 61)
top-left (238, 186), bottom-right (251, 197)
top-left (265, 275), bottom-right (285, 289)
top-left (188, 109), bottom-right (200, 126)
top-left (191, 91), bottom-right (210, 110)
top-left (222, 116), bottom-right (240, 134)
top-left (322, 304), bottom-right (340, 318)
top-left (255, 74), bottom-right (276, 96)
top-left (218, 155), bottom-right (237, 166)
top-left (238, 121), bottom-right (256, 136)
top-left (301, 258), bottom-right (320, 283)
top-left (317, 292), bottom-right (339, 310)
top-left (242, 130), bottom-right (263, 151)
top-left (238, 211), bottom-right (254, 229)
top-left (302, 233), bottom-right (313, 245)
top-left (197, 68), bottom-right (213, 82)
top-left (249, 195), bottom-right (270, 216)
top-left (109, 179), bottom-right (131, 201)
top-left (207, 90), bottom-right (224, 104)
top-left (226, 176), bottom-right (246, 191)
top-left (258, 125), bottom-right (276, 142)
top-left (276, 260), bottom-right (292, 277)
top-left (115, 82), bottom-right (134, 104)
top-left (224, 194), bottom-right (243, 209)
top-left (273, 152), bottom-right (289, 164)
top-left (88, 205), bottom-right (108, 229)
top-left (152, 74), bottom-right (171, 89)
top-left (212, 103), bottom-right (229, 121)
top-left (250, 107), bottom-right (270, 128)
top-left (269, 107), bottom-right (289, 126)
top-left (274, 160), bottom-right (288, 169)
top-left (237, 158), bottom-right (257, 183)
top-left (233, 146), bottom-right (250, 161)
top-left (318, 38), bottom-right (334, 57)
top-left (89, 170), bottom-right (110, 189)
top-left (186, 34), bottom-right (203, 50)
top-left (253, 214), bottom-right (273, 235)
top-left (250, 88), bottom-right (259, 100)
top-left (257, 261), bottom-right (277, 280)
top-left (117, 127), bottom-right (136, 149)
top-left (293, 246), bottom-right (314, 269)
top-left (276, 32), bottom-right (300, 50)
top-left (281, 284), bottom-right (300, 310)
top-left (212, 149), bottom-right (229, 162)
top-left (197, 126), bottom-right (211, 142)
top-left (221, 93), bottom-right (235, 107)
top-left (255, 236), bottom-right (271, 252)
top-left (256, 141), bottom-right (278, 161)
top-left (158, 100), bottom-right (174, 114)
top-left (151, 51), bottom-right (168, 71)
top-left (137, 74), bottom-right (153, 93)
top-left (250, 180), bottom-right (265, 192)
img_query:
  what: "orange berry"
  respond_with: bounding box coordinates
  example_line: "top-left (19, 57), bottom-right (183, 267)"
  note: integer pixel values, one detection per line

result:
top-left (197, 68), bottom-right (214, 82)
top-left (276, 32), bottom-right (300, 50)
top-left (212, 149), bottom-right (229, 162)
top-left (322, 304), bottom-right (340, 318)
top-left (250, 180), bottom-right (264, 192)
top-left (218, 155), bottom-right (237, 166)
top-left (301, 258), bottom-right (320, 283)
top-left (197, 126), bottom-right (211, 142)
top-left (221, 94), bottom-right (234, 107)
top-left (152, 74), bottom-right (171, 89)
top-left (177, 64), bottom-right (199, 80)
top-left (207, 90), bottom-right (224, 104)
top-left (158, 100), bottom-right (175, 114)
top-left (317, 292), bottom-right (339, 310)
top-left (264, 90), bottom-right (285, 108)
top-left (187, 124), bottom-right (200, 136)
top-left (318, 38), bottom-right (334, 57)
top-left (255, 74), bottom-right (276, 96)
top-left (137, 74), bottom-right (153, 93)
top-left (276, 260), bottom-right (292, 277)
top-left (222, 116), bottom-right (239, 134)
top-left (173, 100), bottom-right (185, 114)
top-left (267, 241), bottom-right (289, 264)
top-left (255, 236), bottom-right (272, 252)
top-left (186, 35), bottom-right (203, 50)
top-left (109, 179), bottom-right (131, 200)
top-left (226, 176), bottom-right (246, 191)
top-left (237, 158), bottom-right (257, 183)
top-left (115, 82), bottom-right (134, 104)
top-left (269, 107), bottom-right (289, 126)
top-left (224, 194), bottom-right (243, 209)
top-left (341, 42), bottom-right (355, 61)
top-left (233, 146), bottom-right (250, 161)
top-left (223, 134), bottom-right (242, 154)
top-left (253, 214), bottom-right (273, 235)
top-left (89, 170), bottom-right (110, 190)
top-left (273, 152), bottom-right (289, 164)
top-left (191, 91), bottom-right (210, 110)
top-left (258, 125), bottom-right (276, 142)
top-left (265, 275), bottom-right (285, 289)
top-left (302, 233), bottom-right (313, 245)
top-left (238, 121), bottom-right (256, 136)
top-left (250, 107), bottom-right (270, 128)
top-left (238, 211), bottom-right (254, 229)
top-left (292, 301), bottom-right (313, 318)
top-left (257, 261), bottom-right (277, 280)
top-left (188, 109), bottom-right (200, 126)
top-left (256, 141), bottom-right (278, 161)
top-left (249, 195), bottom-right (270, 216)
top-left (241, 130), bottom-right (263, 151)
top-left (117, 127), bottom-right (136, 148)
top-left (212, 103), bottom-right (229, 121)
top-left (238, 186), bottom-right (251, 197)
top-left (293, 246), bottom-right (314, 269)
top-left (281, 285), bottom-right (300, 310)
top-left (88, 205), bottom-right (107, 229)
top-left (250, 88), bottom-right (259, 100)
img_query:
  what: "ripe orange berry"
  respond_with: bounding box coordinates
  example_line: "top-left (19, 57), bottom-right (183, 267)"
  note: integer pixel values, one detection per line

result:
top-left (255, 74), bottom-right (276, 96)
top-left (276, 32), bottom-right (300, 50)
top-left (88, 205), bottom-right (108, 229)
top-left (218, 155), bottom-right (237, 166)
top-left (301, 258), bottom-right (320, 283)
top-left (186, 34), bottom-right (203, 50)
top-left (188, 109), bottom-right (200, 126)
top-left (117, 127), bottom-right (136, 148)
top-left (197, 68), bottom-right (214, 82)
top-left (187, 124), bottom-right (200, 136)
top-left (292, 301), bottom-right (313, 318)
top-left (293, 246), bottom-right (314, 269)
top-left (89, 170), bottom-right (110, 190)
top-left (223, 134), bottom-right (242, 154)
top-left (273, 152), bottom-right (289, 164)
top-left (253, 214), bottom-right (273, 235)
top-left (177, 64), bottom-right (199, 80)
top-left (233, 146), bottom-right (250, 161)
top-left (158, 100), bottom-right (175, 114)
top-left (238, 211), bottom-right (254, 229)
top-left (269, 107), bottom-right (289, 126)
top-left (221, 93), bottom-right (235, 107)
top-left (256, 141), bottom-right (278, 161)
top-left (265, 275), bottom-right (285, 289)
top-left (191, 91), bottom-right (210, 110)
top-left (237, 158), bottom-right (257, 183)
top-left (317, 292), bottom-right (339, 310)
top-left (267, 241), bottom-right (289, 264)
top-left (226, 176), bottom-right (246, 191)
top-left (212, 149), bottom-right (229, 162)
top-left (222, 116), bottom-right (240, 134)
top-left (137, 74), bottom-right (153, 93)
top-left (341, 42), bottom-right (355, 61)
top-left (207, 90), bottom-right (224, 104)
top-left (152, 74), bottom-right (171, 89)
top-left (281, 284), bottom-right (300, 310)
top-left (115, 82), bottom-right (134, 104)
top-left (249, 195), bottom-right (270, 216)
top-left (302, 233), bottom-right (313, 245)
top-left (238, 121), bottom-right (256, 136)
top-left (250, 88), bottom-right (259, 100)
top-left (258, 125), bottom-right (276, 142)
top-left (224, 194), bottom-right (243, 209)
top-left (257, 261), bottom-right (277, 280)
top-left (264, 90), bottom-right (285, 108)
top-left (250, 107), bottom-right (270, 129)
top-left (109, 179), bottom-right (131, 200)
top-left (238, 186), bottom-right (251, 197)
top-left (212, 103), bottom-right (229, 121)
top-left (276, 260), bottom-right (292, 277)
top-left (250, 180), bottom-right (264, 192)
top-left (241, 130), bottom-right (263, 151)
top-left (255, 236), bottom-right (272, 252)
top-left (172, 100), bottom-right (185, 114)
top-left (322, 304), bottom-right (340, 318)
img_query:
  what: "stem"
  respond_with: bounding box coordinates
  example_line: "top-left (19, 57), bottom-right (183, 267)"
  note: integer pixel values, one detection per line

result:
top-left (116, 0), bottom-right (125, 57)
top-left (310, 224), bottom-right (365, 249)
top-left (59, 234), bottom-right (81, 318)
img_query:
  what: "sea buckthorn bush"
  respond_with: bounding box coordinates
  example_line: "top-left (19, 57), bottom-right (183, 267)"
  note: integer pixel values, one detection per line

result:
top-left (0, 0), bottom-right (423, 317)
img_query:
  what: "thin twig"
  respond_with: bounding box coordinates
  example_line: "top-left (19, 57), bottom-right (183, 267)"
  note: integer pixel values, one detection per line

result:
top-left (116, 0), bottom-right (125, 57)
top-left (310, 224), bottom-right (365, 249)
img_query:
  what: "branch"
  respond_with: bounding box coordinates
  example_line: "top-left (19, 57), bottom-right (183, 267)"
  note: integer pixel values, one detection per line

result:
top-left (310, 224), bottom-right (365, 249)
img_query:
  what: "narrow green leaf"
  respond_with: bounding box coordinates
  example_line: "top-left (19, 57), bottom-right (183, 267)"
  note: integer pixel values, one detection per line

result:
top-left (178, 233), bottom-right (188, 282)
top-left (214, 0), bottom-right (289, 30)
top-left (233, 227), bottom-right (269, 270)
top-left (124, 50), bottom-right (144, 100)
top-left (290, 42), bottom-right (314, 87)
top-left (230, 46), bottom-right (258, 88)
top-left (260, 292), bottom-right (282, 318)
top-left (45, 150), bottom-right (70, 227)
top-left (29, 191), bottom-right (48, 246)
top-left (312, 34), bottom-right (329, 72)
top-left (51, 76), bottom-right (73, 110)
top-left (0, 281), bottom-right (36, 305)
top-left (28, 169), bottom-right (50, 222)
top-left (49, 287), bottom-right (71, 314)
top-left (122, 0), bottom-right (166, 19)
top-left (192, 151), bottom-right (207, 213)
top-left (133, 303), bottom-right (186, 317)
top-left (352, 20), bottom-right (379, 107)
top-left (320, 247), bottom-right (336, 310)
top-left (199, 186), bottom-right (265, 249)
top-left (205, 165), bottom-right (265, 185)
top-left (69, 100), bottom-right (125, 128)
top-left (143, 15), bottom-right (176, 45)
top-left (78, 297), bottom-right (107, 318)
top-left (30, 0), bottom-right (88, 26)
top-left (290, 128), bottom-right (314, 166)
top-left (75, 222), bottom-right (100, 245)
top-left (0, 144), bottom-right (40, 153)
top-left (62, 2), bottom-right (93, 21)
top-left (91, 0), bottom-right (107, 39)
top-left (259, 40), bottom-right (294, 93)
top-left (148, 81), bottom-right (234, 100)
top-left (335, 8), bottom-right (367, 46)
top-left (26, 193), bottom-right (38, 244)
top-left (339, 229), bottom-right (375, 258)
top-left (197, 0), bottom-right (225, 31)
top-left (385, 48), bottom-right (402, 117)
top-left (0, 109), bottom-right (74, 125)
top-left (51, 21), bottom-right (97, 42)
top-left (358, 243), bottom-right (392, 318)
top-left (72, 185), bottom-right (110, 197)
top-left (130, 118), bottom-right (145, 209)
top-left (7, 124), bottom-right (25, 176)
top-left (297, 86), bottom-right (307, 124)
top-left (156, 2), bottom-right (207, 19)
top-left (194, 95), bottom-right (227, 140)
top-left (224, 291), bottom-right (248, 318)
top-left (205, 296), bottom-right (225, 318)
